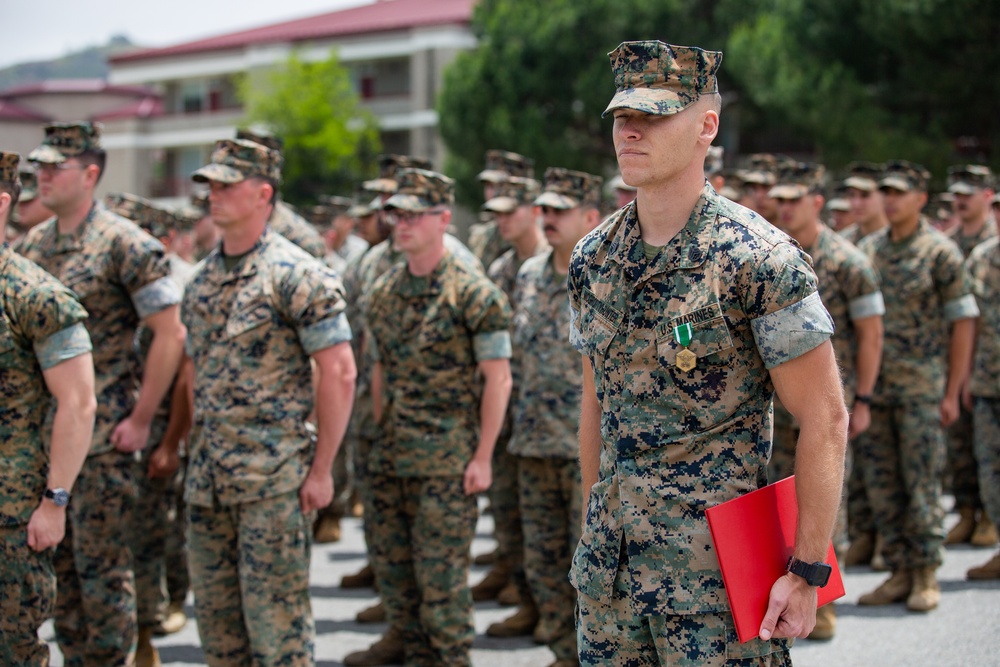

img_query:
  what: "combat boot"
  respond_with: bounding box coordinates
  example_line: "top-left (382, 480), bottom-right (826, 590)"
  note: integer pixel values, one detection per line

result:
top-left (341, 562), bottom-right (376, 589)
top-left (970, 512), bottom-right (999, 547)
top-left (343, 626), bottom-right (405, 666)
top-left (496, 581), bottom-right (521, 606)
top-left (356, 600), bottom-right (386, 623)
top-left (471, 562), bottom-right (510, 601)
top-left (858, 569), bottom-right (912, 605)
top-left (155, 601), bottom-right (187, 635)
top-left (486, 603), bottom-right (539, 638)
top-left (966, 552), bottom-right (1000, 580)
top-left (945, 507), bottom-right (977, 545)
top-left (136, 627), bottom-right (162, 667)
top-left (313, 515), bottom-right (342, 544)
top-left (906, 566), bottom-right (940, 612)
top-left (473, 546), bottom-right (498, 566)
top-left (806, 603), bottom-right (836, 641)
top-left (844, 532), bottom-right (875, 567)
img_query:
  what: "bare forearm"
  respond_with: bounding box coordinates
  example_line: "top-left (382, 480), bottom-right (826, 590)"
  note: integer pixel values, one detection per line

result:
top-left (852, 317), bottom-right (882, 397)
top-left (945, 318), bottom-right (976, 399)
top-left (793, 403), bottom-right (848, 561)
top-left (133, 324), bottom-right (185, 424)
top-left (48, 394), bottom-right (96, 490)
top-left (159, 369), bottom-right (192, 454)
top-left (580, 357), bottom-right (601, 504)
top-left (475, 366), bottom-right (511, 462)
top-left (311, 343), bottom-right (357, 476)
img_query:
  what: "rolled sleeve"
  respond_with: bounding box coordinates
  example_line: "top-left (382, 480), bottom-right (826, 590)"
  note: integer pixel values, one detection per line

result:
top-left (943, 293), bottom-right (980, 322)
top-left (568, 303), bottom-right (585, 353)
top-left (132, 276), bottom-right (182, 320)
top-left (299, 313), bottom-right (353, 355)
top-left (34, 323), bottom-right (92, 370)
top-left (751, 291), bottom-right (834, 369)
top-left (848, 290), bottom-right (886, 321)
top-left (473, 330), bottom-right (512, 361)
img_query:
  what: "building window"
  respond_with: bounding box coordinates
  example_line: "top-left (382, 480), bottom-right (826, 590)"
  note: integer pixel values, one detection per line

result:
top-left (180, 81), bottom-right (204, 114)
top-left (352, 58), bottom-right (411, 99)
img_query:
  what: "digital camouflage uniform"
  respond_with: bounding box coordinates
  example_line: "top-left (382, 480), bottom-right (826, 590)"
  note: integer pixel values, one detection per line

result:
top-left (183, 140), bottom-right (351, 667)
top-left (856, 166), bottom-right (980, 571)
top-left (966, 237), bottom-right (1000, 539)
top-left (508, 246), bottom-right (583, 662)
top-left (570, 43), bottom-right (833, 665)
top-left (365, 169), bottom-right (512, 667)
top-left (20, 122), bottom-right (182, 666)
top-left (483, 175), bottom-right (546, 609)
top-left (943, 165), bottom-right (997, 518)
top-left (1, 225), bottom-right (92, 666)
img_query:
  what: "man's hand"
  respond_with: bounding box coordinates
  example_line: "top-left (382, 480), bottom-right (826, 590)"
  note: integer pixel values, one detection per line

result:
top-left (27, 502), bottom-right (67, 552)
top-left (940, 394), bottom-right (960, 428)
top-left (299, 470), bottom-right (334, 514)
top-left (463, 457), bottom-right (492, 495)
top-left (759, 572), bottom-right (818, 640)
top-left (148, 444), bottom-right (180, 479)
top-left (848, 402), bottom-right (871, 439)
top-left (111, 415), bottom-right (151, 453)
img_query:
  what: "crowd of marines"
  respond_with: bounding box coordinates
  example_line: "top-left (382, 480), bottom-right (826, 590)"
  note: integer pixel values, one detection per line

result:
top-left (1, 37), bottom-right (999, 667)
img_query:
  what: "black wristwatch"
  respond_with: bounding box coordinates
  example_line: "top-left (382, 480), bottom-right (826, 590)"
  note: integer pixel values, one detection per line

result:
top-left (854, 394), bottom-right (872, 405)
top-left (786, 556), bottom-right (832, 587)
top-left (44, 488), bottom-right (71, 507)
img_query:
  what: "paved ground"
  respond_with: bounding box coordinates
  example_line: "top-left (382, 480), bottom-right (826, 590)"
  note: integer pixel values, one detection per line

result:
top-left (43, 501), bottom-right (1000, 666)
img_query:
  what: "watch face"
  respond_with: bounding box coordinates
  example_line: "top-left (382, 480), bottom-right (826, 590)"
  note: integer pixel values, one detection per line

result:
top-left (46, 489), bottom-right (70, 507)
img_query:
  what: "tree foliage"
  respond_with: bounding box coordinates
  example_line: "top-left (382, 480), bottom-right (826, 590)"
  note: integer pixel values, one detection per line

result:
top-left (240, 50), bottom-right (381, 205)
top-left (438, 0), bottom-right (999, 201)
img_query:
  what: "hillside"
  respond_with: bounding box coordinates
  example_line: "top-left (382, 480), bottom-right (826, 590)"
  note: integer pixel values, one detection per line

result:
top-left (0, 35), bottom-right (139, 90)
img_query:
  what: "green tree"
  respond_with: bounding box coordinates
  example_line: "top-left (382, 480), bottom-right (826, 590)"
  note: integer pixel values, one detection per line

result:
top-left (240, 50), bottom-right (381, 205)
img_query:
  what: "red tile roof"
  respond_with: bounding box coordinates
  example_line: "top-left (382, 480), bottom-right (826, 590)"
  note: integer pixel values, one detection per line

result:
top-left (111, 0), bottom-right (476, 64)
top-left (92, 96), bottom-right (164, 121)
top-left (0, 79), bottom-right (156, 99)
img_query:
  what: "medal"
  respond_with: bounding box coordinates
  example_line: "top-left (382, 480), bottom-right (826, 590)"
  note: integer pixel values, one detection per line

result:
top-left (673, 322), bottom-right (697, 372)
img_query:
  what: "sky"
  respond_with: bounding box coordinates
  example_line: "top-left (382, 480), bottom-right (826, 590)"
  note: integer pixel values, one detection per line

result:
top-left (0, 0), bottom-right (374, 69)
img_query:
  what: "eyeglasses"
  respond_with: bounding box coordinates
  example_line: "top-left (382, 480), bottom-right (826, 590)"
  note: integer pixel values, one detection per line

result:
top-left (386, 208), bottom-right (447, 226)
top-left (34, 162), bottom-right (86, 175)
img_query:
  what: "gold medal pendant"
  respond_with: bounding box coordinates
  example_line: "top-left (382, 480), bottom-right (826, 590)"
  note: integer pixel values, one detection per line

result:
top-left (676, 348), bottom-right (697, 372)
top-left (673, 322), bottom-right (697, 371)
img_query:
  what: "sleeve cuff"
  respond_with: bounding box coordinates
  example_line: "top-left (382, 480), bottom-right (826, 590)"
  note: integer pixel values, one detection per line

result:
top-left (473, 330), bottom-right (512, 361)
top-left (132, 276), bottom-right (182, 320)
top-left (34, 323), bottom-right (92, 370)
top-left (848, 291), bottom-right (886, 321)
top-left (568, 304), bottom-right (585, 353)
top-left (943, 294), bottom-right (980, 322)
top-left (751, 291), bottom-right (834, 369)
top-left (299, 313), bottom-right (353, 355)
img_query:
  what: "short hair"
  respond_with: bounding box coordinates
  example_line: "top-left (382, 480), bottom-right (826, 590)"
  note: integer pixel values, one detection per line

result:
top-left (249, 176), bottom-right (279, 206)
top-left (75, 149), bottom-right (107, 183)
top-left (0, 180), bottom-right (22, 209)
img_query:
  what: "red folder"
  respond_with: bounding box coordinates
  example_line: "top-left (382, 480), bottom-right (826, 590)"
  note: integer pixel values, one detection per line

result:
top-left (705, 475), bottom-right (845, 643)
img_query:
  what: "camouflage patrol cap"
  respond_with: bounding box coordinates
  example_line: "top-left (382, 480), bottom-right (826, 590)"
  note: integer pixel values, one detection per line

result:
top-left (307, 204), bottom-right (334, 230)
top-left (608, 173), bottom-right (637, 193)
top-left (842, 161), bottom-right (883, 192)
top-left (0, 151), bottom-right (19, 184)
top-left (535, 167), bottom-right (604, 210)
top-left (768, 162), bottom-right (827, 200)
top-left (738, 153), bottom-right (792, 187)
top-left (383, 168), bottom-right (454, 212)
top-left (363, 154), bottom-right (434, 194)
top-left (192, 139), bottom-right (282, 184)
top-left (947, 164), bottom-right (993, 195)
top-left (172, 203), bottom-right (202, 229)
top-left (879, 160), bottom-right (930, 192)
top-left (19, 167), bottom-right (38, 202)
top-left (826, 197), bottom-right (850, 213)
top-left (604, 40), bottom-right (722, 117)
top-left (190, 191), bottom-right (210, 213)
top-left (705, 145), bottom-right (724, 177)
top-left (477, 149), bottom-right (535, 183)
top-left (347, 191), bottom-right (379, 218)
top-left (482, 177), bottom-right (542, 213)
top-left (235, 128), bottom-right (284, 152)
top-left (28, 122), bottom-right (102, 164)
top-left (104, 192), bottom-right (175, 239)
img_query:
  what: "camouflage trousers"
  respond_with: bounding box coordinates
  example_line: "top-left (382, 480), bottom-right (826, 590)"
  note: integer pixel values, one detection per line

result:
top-left (368, 473), bottom-right (478, 667)
top-left (490, 429), bottom-right (528, 597)
top-left (54, 449), bottom-right (138, 667)
top-left (854, 401), bottom-right (946, 569)
top-left (0, 524), bottom-right (56, 667)
top-left (946, 404), bottom-right (982, 510)
top-left (164, 458), bottom-right (189, 607)
top-left (131, 446), bottom-right (171, 628)
top-left (846, 444), bottom-right (875, 541)
top-left (577, 542), bottom-right (791, 666)
top-left (187, 491), bottom-right (314, 667)
top-left (973, 397), bottom-right (1000, 533)
top-left (518, 456), bottom-right (581, 661)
